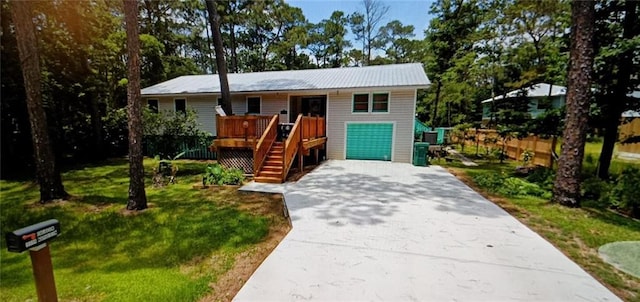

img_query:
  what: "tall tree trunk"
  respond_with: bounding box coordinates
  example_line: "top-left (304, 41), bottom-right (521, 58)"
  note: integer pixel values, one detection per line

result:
top-left (598, 115), bottom-right (619, 178)
top-left (597, 0), bottom-right (638, 179)
top-left (89, 92), bottom-right (105, 160)
top-left (124, 0), bottom-right (148, 211)
top-left (81, 48), bottom-right (105, 160)
top-left (10, 0), bottom-right (68, 203)
top-left (431, 80), bottom-right (442, 126)
top-left (203, 11), bottom-right (216, 73)
top-left (366, 31), bottom-right (372, 65)
top-left (205, 0), bottom-right (233, 115)
top-left (230, 24), bottom-right (238, 73)
top-left (551, 0), bottom-right (595, 208)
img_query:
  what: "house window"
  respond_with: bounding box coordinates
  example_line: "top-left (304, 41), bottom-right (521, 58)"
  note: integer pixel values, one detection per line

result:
top-left (175, 99), bottom-right (186, 114)
top-left (247, 97), bottom-right (261, 114)
top-left (353, 94), bottom-right (369, 113)
top-left (372, 93), bottom-right (389, 112)
top-left (147, 99), bottom-right (158, 113)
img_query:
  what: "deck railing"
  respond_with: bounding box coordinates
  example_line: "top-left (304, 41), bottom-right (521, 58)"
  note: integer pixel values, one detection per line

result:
top-left (283, 114), bottom-right (303, 179)
top-left (301, 116), bottom-right (325, 140)
top-left (216, 115), bottom-right (273, 139)
top-left (253, 115), bottom-right (279, 175)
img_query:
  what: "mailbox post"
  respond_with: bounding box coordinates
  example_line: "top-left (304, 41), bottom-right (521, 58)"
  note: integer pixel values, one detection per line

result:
top-left (6, 219), bottom-right (60, 302)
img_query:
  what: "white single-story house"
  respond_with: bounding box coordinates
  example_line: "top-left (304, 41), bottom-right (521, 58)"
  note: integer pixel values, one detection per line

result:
top-left (141, 63), bottom-right (430, 181)
top-left (481, 83), bottom-right (567, 120)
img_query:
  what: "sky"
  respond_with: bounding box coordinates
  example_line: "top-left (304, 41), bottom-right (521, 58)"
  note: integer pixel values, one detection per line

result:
top-left (286, 0), bottom-right (435, 40)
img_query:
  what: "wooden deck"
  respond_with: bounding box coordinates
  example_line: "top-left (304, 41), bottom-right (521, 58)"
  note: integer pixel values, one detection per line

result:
top-left (303, 137), bottom-right (327, 150)
top-left (211, 137), bottom-right (327, 152)
top-left (212, 115), bottom-right (326, 183)
top-left (211, 138), bottom-right (257, 149)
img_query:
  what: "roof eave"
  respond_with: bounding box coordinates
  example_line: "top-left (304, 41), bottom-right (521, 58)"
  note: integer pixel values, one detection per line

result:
top-left (141, 84), bottom-right (431, 97)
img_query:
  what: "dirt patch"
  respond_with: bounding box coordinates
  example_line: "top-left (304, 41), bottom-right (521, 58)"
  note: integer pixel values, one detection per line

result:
top-left (286, 164), bottom-right (320, 182)
top-left (199, 192), bottom-right (291, 302)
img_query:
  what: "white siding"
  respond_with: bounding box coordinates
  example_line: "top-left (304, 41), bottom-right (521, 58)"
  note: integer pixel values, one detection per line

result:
top-left (145, 93), bottom-right (288, 135)
top-left (326, 89), bottom-right (415, 163)
top-left (157, 96), bottom-right (174, 112)
top-left (261, 93), bottom-right (288, 116)
top-left (231, 95), bottom-right (246, 115)
top-left (228, 93), bottom-right (287, 116)
top-left (187, 95), bottom-right (216, 135)
top-left (148, 96), bottom-right (216, 135)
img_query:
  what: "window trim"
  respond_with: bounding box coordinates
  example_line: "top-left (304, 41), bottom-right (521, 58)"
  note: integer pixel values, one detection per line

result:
top-left (351, 93), bottom-right (370, 114)
top-left (147, 99), bottom-right (159, 113)
top-left (246, 96), bottom-right (262, 115)
top-left (351, 92), bottom-right (390, 114)
top-left (371, 92), bottom-right (390, 114)
top-left (174, 98), bottom-right (187, 114)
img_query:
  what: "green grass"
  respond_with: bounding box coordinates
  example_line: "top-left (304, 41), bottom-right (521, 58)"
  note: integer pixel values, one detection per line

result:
top-left (0, 159), bottom-right (272, 301)
top-left (582, 141), bottom-right (640, 176)
top-left (441, 153), bottom-right (640, 301)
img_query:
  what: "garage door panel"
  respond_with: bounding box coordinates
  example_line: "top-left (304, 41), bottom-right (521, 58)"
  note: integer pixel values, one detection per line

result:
top-left (346, 123), bottom-right (393, 161)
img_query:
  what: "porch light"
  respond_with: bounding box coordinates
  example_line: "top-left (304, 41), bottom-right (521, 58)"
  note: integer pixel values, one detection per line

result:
top-left (242, 120), bottom-right (249, 141)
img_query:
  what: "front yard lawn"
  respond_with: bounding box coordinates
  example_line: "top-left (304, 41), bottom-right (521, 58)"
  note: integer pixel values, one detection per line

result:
top-left (0, 159), bottom-right (289, 301)
top-left (441, 156), bottom-right (640, 301)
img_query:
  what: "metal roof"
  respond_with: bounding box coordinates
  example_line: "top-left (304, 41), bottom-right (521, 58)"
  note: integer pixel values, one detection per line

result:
top-left (141, 63), bottom-right (430, 96)
top-left (481, 83), bottom-right (566, 103)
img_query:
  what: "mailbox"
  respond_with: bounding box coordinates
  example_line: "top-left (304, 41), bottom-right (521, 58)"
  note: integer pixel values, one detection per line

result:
top-left (6, 219), bottom-right (60, 253)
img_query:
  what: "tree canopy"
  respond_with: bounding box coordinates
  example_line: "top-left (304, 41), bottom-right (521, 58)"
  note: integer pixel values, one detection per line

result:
top-left (1, 0), bottom-right (637, 183)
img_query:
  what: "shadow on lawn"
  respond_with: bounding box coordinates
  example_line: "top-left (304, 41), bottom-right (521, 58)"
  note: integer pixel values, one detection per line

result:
top-left (284, 161), bottom-right (508, 226)
top-left (1, 201), bottom-right (268, 287)
top-left (1, 160), bottom-right (269, 288)
top-left (582, 206), bottom-right (640, 236)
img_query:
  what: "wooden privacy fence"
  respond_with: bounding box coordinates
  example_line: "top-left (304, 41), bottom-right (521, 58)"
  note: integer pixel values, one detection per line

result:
top-left (618, 118), bottom-right (640, 155)
top-left (453, 129), bottom-right (558, 167)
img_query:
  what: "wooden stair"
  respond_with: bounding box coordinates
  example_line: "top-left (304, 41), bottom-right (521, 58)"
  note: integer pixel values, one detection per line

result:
top-left (255, 142), bottom-right (284, 183)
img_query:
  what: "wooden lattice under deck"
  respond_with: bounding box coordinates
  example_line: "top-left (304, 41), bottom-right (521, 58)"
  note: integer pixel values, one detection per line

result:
top-left (218, 148), bottom-right (253, 174)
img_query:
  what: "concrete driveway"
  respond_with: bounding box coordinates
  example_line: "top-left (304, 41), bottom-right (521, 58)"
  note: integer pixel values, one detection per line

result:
top-left (235, 160), bottom-right (619, 301)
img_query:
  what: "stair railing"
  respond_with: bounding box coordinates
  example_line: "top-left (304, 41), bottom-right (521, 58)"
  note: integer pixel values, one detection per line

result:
top-left (283, 114), bottom-right (303, 180)
top-left (253, 114), bottom-right (278, 175)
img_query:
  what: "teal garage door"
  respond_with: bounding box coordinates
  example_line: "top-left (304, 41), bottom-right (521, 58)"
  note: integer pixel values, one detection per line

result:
top-left (346, 123), bottom-right (393, 161)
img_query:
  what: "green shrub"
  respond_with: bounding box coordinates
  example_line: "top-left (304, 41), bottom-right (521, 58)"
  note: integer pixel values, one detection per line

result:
top-left (585, 153), bottom-right (595, 165)
top-left (581, 176), bottom-right (613, 207)
top-left (501, 177), bottom-right (547, 197)
top-left (473, 173), bottom-right (546, 197)
top-left (526, 167), bottom-right (555, 191)
top-left (610, 167), bottom-right (640, 217)
top-left (203, 163), bottom-right (245, 185)
top-left (521, 149), bottom-right (534, 166)
top-left (473, 172), bottom-right (506, 193)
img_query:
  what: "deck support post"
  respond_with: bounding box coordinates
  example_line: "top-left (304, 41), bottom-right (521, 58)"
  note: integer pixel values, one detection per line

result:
top-left (298, 150), bottom-right (303, 173)
top-left (315, 149), bottom-right (319, 164)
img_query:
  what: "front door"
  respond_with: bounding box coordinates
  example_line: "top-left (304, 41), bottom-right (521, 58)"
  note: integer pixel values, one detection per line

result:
top-left (289, 95), bottom-right (327, 122)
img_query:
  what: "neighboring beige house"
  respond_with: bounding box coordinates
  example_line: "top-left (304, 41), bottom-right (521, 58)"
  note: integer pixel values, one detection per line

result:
top-left (141, 63), bottom-right (431, 166)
